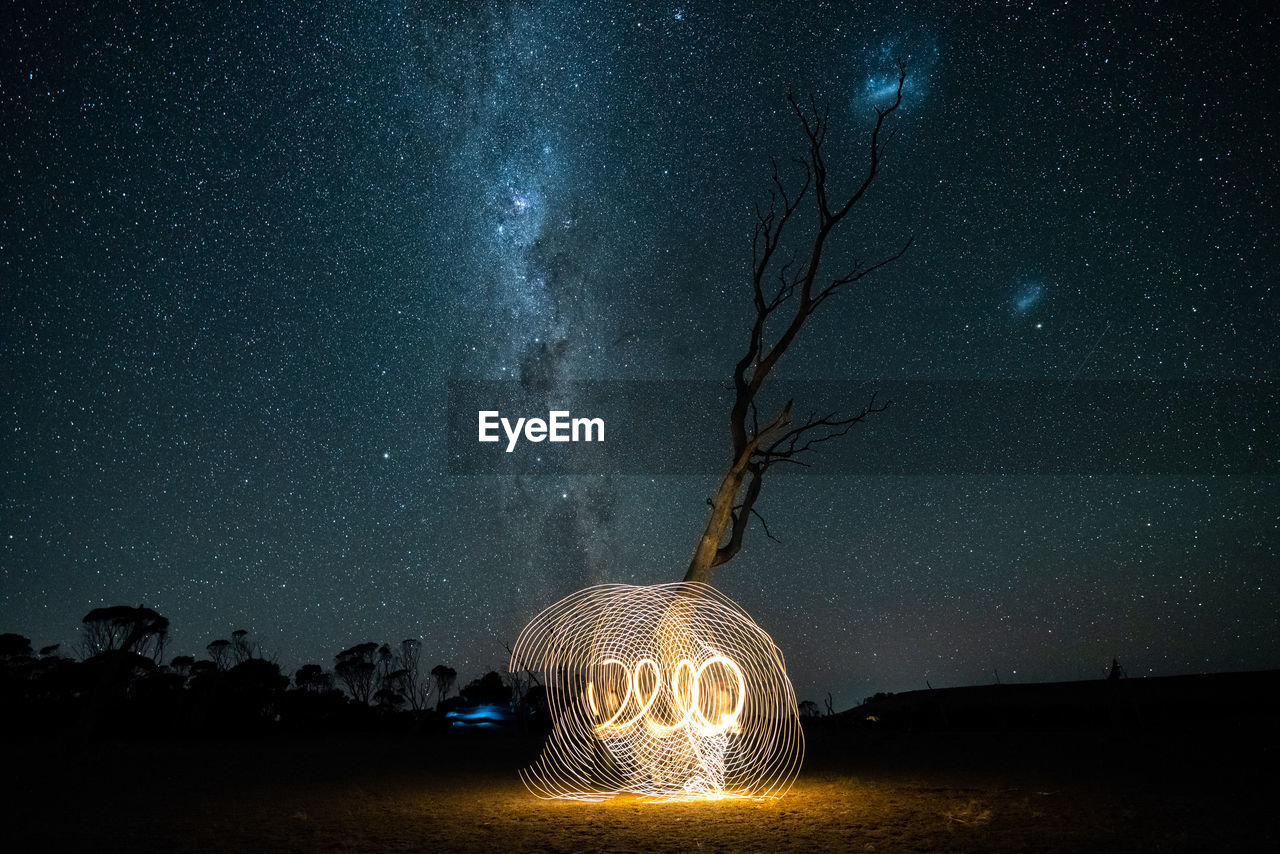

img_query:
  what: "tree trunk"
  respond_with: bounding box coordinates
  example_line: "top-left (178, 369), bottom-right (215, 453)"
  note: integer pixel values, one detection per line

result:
top-left (684, 468), bottom-right (748, 584)
top-left (681, 65), bottom-right (908, 588)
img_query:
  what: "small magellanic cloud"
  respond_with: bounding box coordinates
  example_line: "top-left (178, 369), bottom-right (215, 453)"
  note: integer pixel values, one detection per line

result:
top-left (1012, 281), bottom-right (1045, 315)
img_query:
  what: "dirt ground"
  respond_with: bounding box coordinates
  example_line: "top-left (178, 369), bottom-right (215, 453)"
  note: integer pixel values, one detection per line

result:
top-left (9, 724), bottom-right (1277, 853)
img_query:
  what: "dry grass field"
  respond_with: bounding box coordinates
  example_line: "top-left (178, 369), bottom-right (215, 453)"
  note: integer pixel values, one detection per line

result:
top-left (9, 723), bottom-right (1276, 853)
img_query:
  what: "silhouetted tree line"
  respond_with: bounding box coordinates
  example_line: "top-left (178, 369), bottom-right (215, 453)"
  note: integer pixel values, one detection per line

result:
top-left (0, 605), bottom-right (546, 740)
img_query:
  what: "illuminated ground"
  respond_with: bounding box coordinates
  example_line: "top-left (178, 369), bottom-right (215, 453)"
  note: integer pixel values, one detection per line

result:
top-left (10, 725), bottom-right (1276, 852)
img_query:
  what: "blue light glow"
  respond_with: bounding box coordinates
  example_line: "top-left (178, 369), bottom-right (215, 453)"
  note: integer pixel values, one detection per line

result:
top-left (1012, 281), bottom-right (1045, 315)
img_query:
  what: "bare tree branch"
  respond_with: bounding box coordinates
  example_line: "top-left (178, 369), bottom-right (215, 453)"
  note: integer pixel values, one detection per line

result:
top-left (684, 63), bottom-right (912, 585)
top-left (757, 393), bottom-right (891, 472)
top-left (750, 506), bottom-right (781, 543)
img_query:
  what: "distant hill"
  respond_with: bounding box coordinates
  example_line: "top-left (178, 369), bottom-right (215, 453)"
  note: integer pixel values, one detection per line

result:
top-left (835, 669), bottom-right (1280, 731)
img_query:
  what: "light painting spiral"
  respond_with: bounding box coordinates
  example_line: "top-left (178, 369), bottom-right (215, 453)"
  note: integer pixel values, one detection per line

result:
top-left (509, 582), bottom-right (804, 801)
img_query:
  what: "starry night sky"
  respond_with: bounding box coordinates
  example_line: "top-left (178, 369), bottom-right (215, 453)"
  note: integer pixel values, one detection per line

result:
top-left (2, 1), bottom-right (1276, 707)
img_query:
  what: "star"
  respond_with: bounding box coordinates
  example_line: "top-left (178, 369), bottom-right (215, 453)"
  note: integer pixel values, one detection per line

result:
top-left (1, 0), bottom-right (1271, 712)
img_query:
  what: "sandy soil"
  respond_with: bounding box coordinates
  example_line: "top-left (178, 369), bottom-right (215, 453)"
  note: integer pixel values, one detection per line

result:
top-left (9, 725), bottom-right (1277, 853)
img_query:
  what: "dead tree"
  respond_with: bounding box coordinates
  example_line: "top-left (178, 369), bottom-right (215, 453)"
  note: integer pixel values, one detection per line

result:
top-left (684, 61), bottom-right (912, 585)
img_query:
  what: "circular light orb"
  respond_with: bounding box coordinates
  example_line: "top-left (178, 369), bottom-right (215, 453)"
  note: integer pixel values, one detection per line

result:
top-left (509, 582), bottom-right (804, 801)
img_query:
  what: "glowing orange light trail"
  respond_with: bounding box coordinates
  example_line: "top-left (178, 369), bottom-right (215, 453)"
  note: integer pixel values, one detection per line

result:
top-left (510, 582), bottom-right (804, 801)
